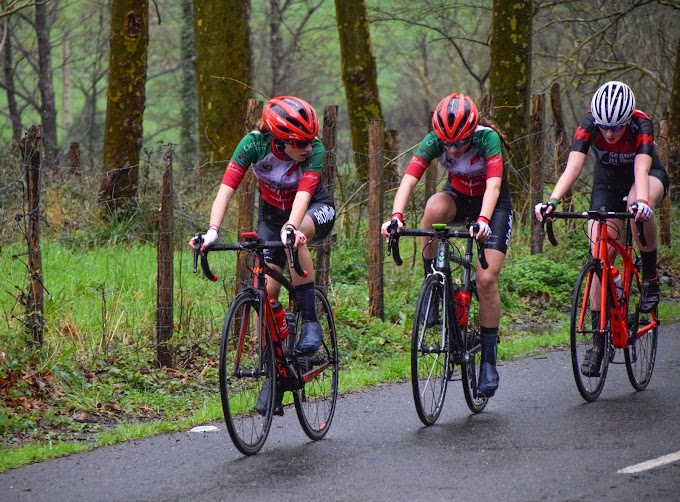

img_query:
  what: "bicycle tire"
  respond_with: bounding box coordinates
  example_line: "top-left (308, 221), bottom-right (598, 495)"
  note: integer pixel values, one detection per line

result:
top-left (570, 261), bottom-right (610, 402)
top-left (294, 287), bottom-right (339, 440)
top-left (624, 266), bottom-right (658, 390)
top-left (411, 273), bottom-right (449, 426)
top-left (461, 285), bottom-right (488, 413)
top-left (219, 290), bottom-right (275, 455)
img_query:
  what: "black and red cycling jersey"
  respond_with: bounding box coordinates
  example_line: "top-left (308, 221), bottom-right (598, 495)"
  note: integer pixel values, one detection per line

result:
top-left (572, 110), bottom-right (654, 167)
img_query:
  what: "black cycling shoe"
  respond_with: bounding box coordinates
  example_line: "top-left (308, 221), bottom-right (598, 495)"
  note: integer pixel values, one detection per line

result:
top-left (478, 333), bottom-right (499, 397)
top-left (295, 321), bottom-right (323, 353)
top-left (580, 333), bottom-right (603, 377)
top-left (639, 277), bottom-right (660, 313)
top-left (478, 362), bottom-right (499, 397)
top-left (256, 378), bottom-right (284, 417)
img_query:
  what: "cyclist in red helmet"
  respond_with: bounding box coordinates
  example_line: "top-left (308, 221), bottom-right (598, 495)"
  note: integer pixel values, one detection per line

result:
top-left (535, 81), bottom-right (668, 376)
top-left (191, 96), bottom-right (336, 359)
top-left (381, 93), bottom-right (513, 398)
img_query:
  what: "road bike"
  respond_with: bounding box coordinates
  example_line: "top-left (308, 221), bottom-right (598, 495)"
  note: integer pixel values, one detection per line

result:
top-left (193, 230), bottom-right (339, 455)
top-left (541, 207), bottom-right (659, 402)
top-left (387, 222), bottom-right (489, 425)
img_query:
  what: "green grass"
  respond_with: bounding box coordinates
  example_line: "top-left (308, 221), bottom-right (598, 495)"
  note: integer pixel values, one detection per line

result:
top-left (1, 205), bottom-right (679, 472)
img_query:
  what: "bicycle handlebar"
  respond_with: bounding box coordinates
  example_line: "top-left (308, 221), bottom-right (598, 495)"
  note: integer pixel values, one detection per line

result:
top-left (192, 231), bottom-right (307, 281)
top-left (540, 205), bottom-right (646, 248)
top-left (387, 223), bottom-right (489, 270)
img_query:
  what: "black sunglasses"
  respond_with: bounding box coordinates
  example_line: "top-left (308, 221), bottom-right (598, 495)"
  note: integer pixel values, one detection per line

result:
top-left (443, 136), bottom-right (472, 148)
top-left (595, 122), bottom-right (626, 132)
top-left (287, 139), bottom-right (313, 149)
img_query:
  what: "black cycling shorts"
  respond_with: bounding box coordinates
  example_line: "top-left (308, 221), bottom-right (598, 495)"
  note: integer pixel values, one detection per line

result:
top-left (590, 167), bottom-right (669, 213)
top-left (258, 183), bottom-right (336, 268)
top-left (441, 186), bottom-right (513, 254)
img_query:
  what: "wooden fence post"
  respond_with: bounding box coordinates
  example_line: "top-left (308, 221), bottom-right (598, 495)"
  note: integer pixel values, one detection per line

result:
top-left (236, 99), bottom-right (263, 294)
top-left (315, 105), bottom-right (338, 292)
top-left (156, 145), bottom-right (174, 368)
top-left (368, 119), bottom-right (384, 320)
top-left (21, 125), bottom-right (45, 347)
top-left (657, 120), bottom-right (672, 247)
top-left (549, 83), bottom-right (573, 215)
top-left (530, 94), bottom-right (545, 254)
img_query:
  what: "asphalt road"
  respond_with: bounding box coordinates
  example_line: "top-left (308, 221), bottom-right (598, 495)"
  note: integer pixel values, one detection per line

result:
top-left (2, 323), bottom-right (679, 502)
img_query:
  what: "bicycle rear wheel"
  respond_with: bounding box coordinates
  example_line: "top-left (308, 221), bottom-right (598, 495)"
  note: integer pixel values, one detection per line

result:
top-left (461, 286), bottom-right (488, 413)
top-left (625, 268), bottom-right (658, 390)
top-left (294, 287), bottom-right (339, 440)
top-left (411, 273), bottom-right (449, 425)
top-left (219, 290), bottom-right (274, 455)
top-left (570, 261), bottom-right (610, 402)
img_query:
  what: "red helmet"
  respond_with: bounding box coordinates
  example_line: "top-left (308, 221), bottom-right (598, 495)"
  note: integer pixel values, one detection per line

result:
top-left (432, 93), bottom-right (479, 143)
top-left (262, 96), bottom-right (319, 142)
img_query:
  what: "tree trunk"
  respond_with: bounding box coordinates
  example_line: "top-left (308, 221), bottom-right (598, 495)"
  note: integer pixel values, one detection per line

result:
top-left (335, 0), bottom-right (383, 183)
top-left (193, 0), bottom-right (251, 177)
top-left (489, 0), bottom-right (532, 211)
top-left (269, 0), bottom-right (285, 95)
top-left (666, 35), bottom-right (680, 201)
top-left (180, 0), bottom-right (197, 168)
top-left (2, 16), bottom-right (22, 144)
top-left (99, 0), bottom-right (149, 217)
top-left (35, 0), bottom-right (59, 166)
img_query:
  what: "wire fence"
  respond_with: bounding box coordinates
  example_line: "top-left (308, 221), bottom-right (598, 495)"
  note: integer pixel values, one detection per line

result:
top-left (2, 93), bottom-right (672, 372)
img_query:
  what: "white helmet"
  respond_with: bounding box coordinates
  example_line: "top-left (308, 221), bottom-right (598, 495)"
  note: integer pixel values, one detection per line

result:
top-left (590, 81), bottom-right (635, 126)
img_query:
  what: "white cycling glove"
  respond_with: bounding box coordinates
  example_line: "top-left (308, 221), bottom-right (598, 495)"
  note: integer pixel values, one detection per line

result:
top-left (534, 199), bottom-right (559, 222)
top-left (475, 216), bottom-right (492, 241)
top-left (281, 225), bottom-right (307, 248)
top-left (632, 200), bottom-right (653, 221)
top-left (381, 213), bottom-right (405, 239)
top-left (202, 227), bottom-right (218, 248)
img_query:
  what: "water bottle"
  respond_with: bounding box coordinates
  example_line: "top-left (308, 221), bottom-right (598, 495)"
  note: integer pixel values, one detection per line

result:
top-left (270, 299), bottom-right (289, 340)
top-left (455, 289), bottom-right (471, 327)
top-left (611, 265), bottom-right (624, 302)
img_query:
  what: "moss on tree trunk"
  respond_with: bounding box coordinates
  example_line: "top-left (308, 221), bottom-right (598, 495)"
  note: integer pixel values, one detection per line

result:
top-left (193, 0), bottom-right (252, 177)
top-left (99, 0), bottom-right (149, 217)
top-left (335, 0), bottom-right (383, 183)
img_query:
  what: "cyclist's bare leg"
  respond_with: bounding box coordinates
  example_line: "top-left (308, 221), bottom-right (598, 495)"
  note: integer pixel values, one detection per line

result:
top-left (628, 177), bottom-right (664, 311)
top-left (476, 249), bottom-right (505, 327)
top-left (287, 213), bottom-right (322, 352)
top-left (586, 218), bottom-right (624, 312)
top-left (420, 193), bottom-right (457, 261)
top-left (628, 177), bottom-right (664, 254)
top-left (476, 248), bottom-right (505, 396)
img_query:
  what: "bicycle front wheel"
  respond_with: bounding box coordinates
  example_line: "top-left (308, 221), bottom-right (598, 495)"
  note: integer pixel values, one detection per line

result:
top-left (294, 287), bottom-right (339, 440)
top-left (625, 268), bottom-right (658, 390)
top-left (461, 286), bottom-right (488, 413)
top-left (570, 261), bottom-right (610, 402)
top-left (219, 290), bottom-right (274, 455)
top-left (411, 273), bottom-right (449, 426)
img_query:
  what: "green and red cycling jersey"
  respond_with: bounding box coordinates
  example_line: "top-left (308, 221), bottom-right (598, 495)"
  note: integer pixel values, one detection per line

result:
top-left (571, 110), bottom-right (655, 168)
top-left (221, 131), bottom-right (325, 210)
top-left (405, 127), bottom-right (505, 197)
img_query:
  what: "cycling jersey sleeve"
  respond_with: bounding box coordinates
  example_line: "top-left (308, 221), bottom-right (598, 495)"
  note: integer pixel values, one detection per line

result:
top-left (297, 138), bottom-right (325, 194)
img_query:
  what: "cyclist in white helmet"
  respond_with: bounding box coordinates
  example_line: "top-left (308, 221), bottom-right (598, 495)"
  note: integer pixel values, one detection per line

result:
top-left (535, 81), bottom-right (668, 376)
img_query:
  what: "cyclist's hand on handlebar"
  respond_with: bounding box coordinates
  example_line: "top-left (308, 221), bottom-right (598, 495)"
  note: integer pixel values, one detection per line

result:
top-left (189, 227), bottom-right (218, 251)
top-left (280, 224), bottom-right (306, 249)
top-left (472, 216), bottom-right (491, 242)
top-left (630, 200), bottom-right (653, 222)
top-left (534, 199), bottom-right (559, 222)
top-left (381, 212), bottom-right (404, 240)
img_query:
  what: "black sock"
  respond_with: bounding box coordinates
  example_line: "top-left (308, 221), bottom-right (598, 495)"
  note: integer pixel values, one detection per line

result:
top-left (480, 326), bottom-right (499, 364)
top-left (640, 250), bottom-right (658, 282)
top-left (295, 283), bottom-right (317, 322)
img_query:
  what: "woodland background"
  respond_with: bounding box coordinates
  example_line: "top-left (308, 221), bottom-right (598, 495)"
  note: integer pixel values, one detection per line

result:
top-left (0, 0), bottom-right (679, 458)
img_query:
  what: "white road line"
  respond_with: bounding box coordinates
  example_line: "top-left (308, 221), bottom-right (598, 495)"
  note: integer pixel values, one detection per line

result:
top-left (617, 451), bottom-right (680, 474)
